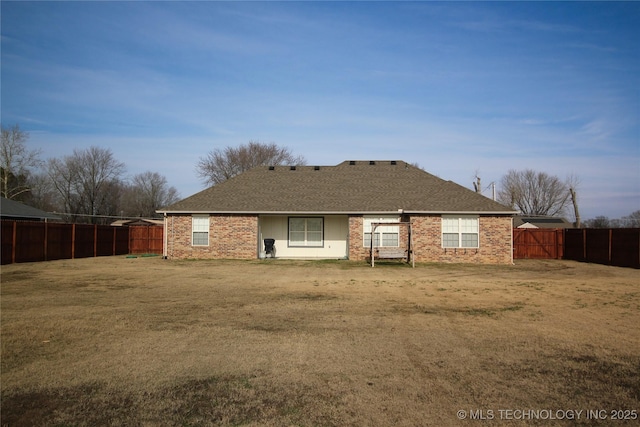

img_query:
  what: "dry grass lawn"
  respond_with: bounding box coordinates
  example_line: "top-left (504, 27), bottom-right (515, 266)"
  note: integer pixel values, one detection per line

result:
top-left (1, 257), bottom-right (639, 426)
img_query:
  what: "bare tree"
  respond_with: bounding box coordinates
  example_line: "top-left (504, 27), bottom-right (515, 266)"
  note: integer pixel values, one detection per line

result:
top-left (1, 124), bottom-right (42, 200)
top-left (122, 171), bottom-right (180, 217)
top-left (621, 210), bottom-right (640, 228)
top-left (567, 174), bottom-right (581, 227)
top-left (584, 216), bottom-right (611, 228)
top-left (47, 155), bottom-right (85, 221)
top-left (473, 174), bottom-right (481, 193)
top-left (583, 211), bottom-right (640, 228)
top-left (196, 141), bottom-right (306, 186)
top-left (76, 147), bottom-right (125, 221)
top-left (26, 172), bottom-right (59, 212)
top-left (47, 146), bottom-right (125, 223)
top-left (497, 169), bottom-right (571, 216)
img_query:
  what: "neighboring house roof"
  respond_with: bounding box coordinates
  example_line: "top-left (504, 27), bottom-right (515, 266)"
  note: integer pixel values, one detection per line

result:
top-left (111, 218), bottom-right (164, 227)
top-left (0, 197), bottom-right (62, 221)
top-left (159, 161), bottom-right (515, 215)
top-left (514, 216), bottom-right (574, 229)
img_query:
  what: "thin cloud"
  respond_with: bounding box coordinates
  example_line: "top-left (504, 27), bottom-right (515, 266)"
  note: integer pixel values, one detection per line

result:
top-left (2, 1), bottom-right (637, 220)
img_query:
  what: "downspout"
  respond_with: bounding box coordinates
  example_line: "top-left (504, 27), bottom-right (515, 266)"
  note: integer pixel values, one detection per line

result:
top-left (510, 216), bottom-right (515, 265)
top-left (258, 218), bottom-right (262, 259)
top-left (163, 213), bottom-right (168, 259)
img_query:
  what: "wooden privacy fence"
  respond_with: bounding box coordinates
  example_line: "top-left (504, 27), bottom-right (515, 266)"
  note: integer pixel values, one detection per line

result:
top-left (1, 220), bottom-right (164, 265)
top-left (4, 220), bottom-right (638, 268)
top-left (564, 228), bottom-right (640, 269)
top-left (129, 225), bottom-right (164, 254)
top-left (513, 228), bottom-right (564, 259)
top-left (514, 227), bottom-right (639, 268)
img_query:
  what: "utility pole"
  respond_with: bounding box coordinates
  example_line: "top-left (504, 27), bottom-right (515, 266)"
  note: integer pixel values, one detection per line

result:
top-left (569, 187), bottom-right (580, 228)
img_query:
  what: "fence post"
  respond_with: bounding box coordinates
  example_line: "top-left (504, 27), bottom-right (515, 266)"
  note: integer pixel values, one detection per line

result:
top-left (11, 220), bottom-right (17, 264)
top-left (44, 220), bottom-right (48, 261)
top-left (609, 228), bottom-right (613, 265)
top-left (71, 223), bottom-right (76, 259)
top-left (94, 224), bottom-right (98, 257)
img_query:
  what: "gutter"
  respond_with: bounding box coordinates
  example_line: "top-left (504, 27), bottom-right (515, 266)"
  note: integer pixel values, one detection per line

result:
top-left (156, 210), bottom-right (518, 216)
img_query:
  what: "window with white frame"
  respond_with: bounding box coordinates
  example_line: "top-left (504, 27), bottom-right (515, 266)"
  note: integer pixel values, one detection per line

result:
top-left (192, 215), bottom-right (210, 246)
top-left (363, 216), bottom-right (400, 247)
top-left (288, 217), bottom-right (323, 247)
top-left (442, 216), bottom-right (479, 248)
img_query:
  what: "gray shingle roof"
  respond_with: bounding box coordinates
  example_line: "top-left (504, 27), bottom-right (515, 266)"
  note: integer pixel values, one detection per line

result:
top-left (160, 161), bottom-right (515, 214)
top-left (0, 197), bottom-right (62, 221)
top-left (514, 216), bottom-right (574, 228)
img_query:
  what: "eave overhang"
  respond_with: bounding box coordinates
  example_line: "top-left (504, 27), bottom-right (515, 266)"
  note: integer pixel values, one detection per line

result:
top-left (158, 210), bottom-right (518, 216)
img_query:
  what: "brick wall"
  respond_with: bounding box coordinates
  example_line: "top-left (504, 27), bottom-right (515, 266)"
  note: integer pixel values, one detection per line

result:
top-left (348, 215), bottom-right (412, 261)
top-left (166, 214), bottom-right (258, 260)
top-left (410, 215), bottom-right (512, 264)
top-left (348, 216), bottom-right (365, 260)
top-left (349, 214), bottom-right (512, 264)
top-left (166, 213), bottom-right (512, 264)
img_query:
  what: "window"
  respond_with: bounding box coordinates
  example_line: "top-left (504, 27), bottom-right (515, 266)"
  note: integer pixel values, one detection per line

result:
top-left (192, 215), bottom-right (210, 246)
top-left (442, 216), bottom-right (479, 248)
top-left (289, 217), bottom-right (323, 247)
top-left (364, 216), bottom-right (399, 247)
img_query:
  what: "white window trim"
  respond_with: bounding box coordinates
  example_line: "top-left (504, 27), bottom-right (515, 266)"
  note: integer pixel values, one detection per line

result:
top-left (192, 215), bottom-right (210, 246)
top-left (363, 216), bottom-right (400, 247)
top-left (288, 217), bottom-right (324, 247)
top-left (441, 215), bottom-right (479, 248)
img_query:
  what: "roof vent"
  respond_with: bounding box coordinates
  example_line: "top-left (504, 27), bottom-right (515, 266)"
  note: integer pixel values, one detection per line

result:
top-left (268, 166), bottom-right (275, 171)
top-left (390, 160), bottom-right (397, 165)
top-left (369, 161), bottom-right (376, 165)
top-left (290, 166), bottom-right (296, 171)
top-left (314, 166), bottom-right (320, 171)
top-left (349, 161), bottom-right (356, 165)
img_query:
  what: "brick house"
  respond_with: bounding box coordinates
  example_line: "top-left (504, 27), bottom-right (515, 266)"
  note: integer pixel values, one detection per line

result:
top-left (158, 161), bottom-right (516, 264)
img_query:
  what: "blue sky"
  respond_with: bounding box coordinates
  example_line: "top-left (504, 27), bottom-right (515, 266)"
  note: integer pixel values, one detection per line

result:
top-left (2, 1), bottom-right (639, 220)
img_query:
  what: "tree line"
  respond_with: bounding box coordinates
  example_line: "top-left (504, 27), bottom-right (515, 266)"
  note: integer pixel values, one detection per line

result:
top-left (1, 124), bottom-right (179, 224)
top-left (495, 169), bottom-right (639, 228)
top-left (3, 123), bottom-right (637, 227)
top-left (580, 213), bottom-right (640, 228)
